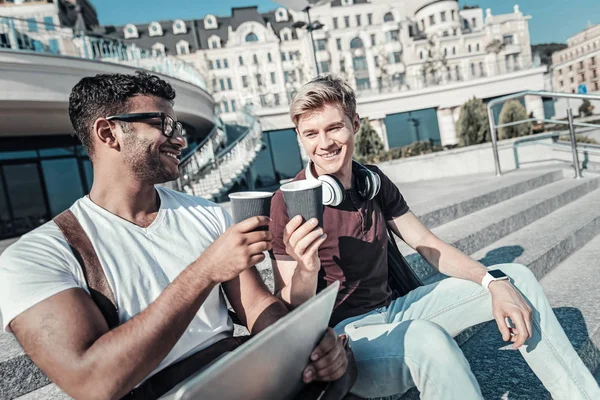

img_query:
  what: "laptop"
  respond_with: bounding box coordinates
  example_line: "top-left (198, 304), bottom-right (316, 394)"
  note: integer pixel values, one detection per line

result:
top-left (162, 280), bottom-right (340, 400)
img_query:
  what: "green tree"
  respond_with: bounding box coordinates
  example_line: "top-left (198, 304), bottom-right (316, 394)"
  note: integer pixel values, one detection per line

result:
top-left (354, 118), bottom-right (384, 162)
top-left (579, 99), bottom-right (594, 117)
top-left (498, 100), bottom-right (532, 139)
top-left (456, 97), bottom-right (490, 146)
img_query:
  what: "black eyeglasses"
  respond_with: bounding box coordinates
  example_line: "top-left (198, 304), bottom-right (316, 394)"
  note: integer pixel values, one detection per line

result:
top-left (106, 112), bottom-right (185, 139)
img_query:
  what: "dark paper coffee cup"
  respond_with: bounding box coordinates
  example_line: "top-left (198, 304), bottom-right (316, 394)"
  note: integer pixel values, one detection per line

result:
top-left (280, 180), bottom-right (324, 227)
top-left (228, 191), bottom-right (273, 230)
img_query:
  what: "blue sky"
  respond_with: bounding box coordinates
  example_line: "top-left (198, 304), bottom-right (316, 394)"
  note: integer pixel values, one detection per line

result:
top-left (94, 0), bottom-right (600, 44)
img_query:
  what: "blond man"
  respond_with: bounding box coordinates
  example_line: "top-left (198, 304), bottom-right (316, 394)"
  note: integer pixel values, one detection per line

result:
top-left (269, 75), bottom-right (599, 399)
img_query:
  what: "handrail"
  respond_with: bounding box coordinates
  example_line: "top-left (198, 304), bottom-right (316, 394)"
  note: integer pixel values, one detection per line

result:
top-left (487, 90), bottom-right (600, 178)
top-left (513, 131), bottom-right (600, 169)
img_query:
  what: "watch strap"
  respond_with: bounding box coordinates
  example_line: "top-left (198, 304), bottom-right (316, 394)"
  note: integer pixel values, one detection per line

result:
top-left (482, 270), bottom-right (509, 291)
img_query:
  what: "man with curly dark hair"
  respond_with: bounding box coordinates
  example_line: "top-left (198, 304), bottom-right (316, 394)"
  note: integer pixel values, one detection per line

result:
top-left (0, 71), bottom-right (349, 399)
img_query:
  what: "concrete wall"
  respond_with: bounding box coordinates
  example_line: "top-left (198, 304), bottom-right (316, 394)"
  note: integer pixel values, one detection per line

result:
top-left (0, 50), bottom-right (215, 137)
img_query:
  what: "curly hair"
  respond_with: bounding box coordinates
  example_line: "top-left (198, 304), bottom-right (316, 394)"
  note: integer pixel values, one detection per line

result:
top-left (68, 71), bottom-right (176, 157)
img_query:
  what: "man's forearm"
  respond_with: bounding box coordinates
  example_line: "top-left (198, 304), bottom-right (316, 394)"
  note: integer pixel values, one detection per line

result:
top-left (417, 236), bottom-right (487, 284)
top-left (80, 259), bottom-right (217, 399)
top-left (283, 266), bottom-right (319, 307)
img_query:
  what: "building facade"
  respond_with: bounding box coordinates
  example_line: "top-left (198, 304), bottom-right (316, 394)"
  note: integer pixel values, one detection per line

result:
top-left (552, 24), bottom-right (600, 94)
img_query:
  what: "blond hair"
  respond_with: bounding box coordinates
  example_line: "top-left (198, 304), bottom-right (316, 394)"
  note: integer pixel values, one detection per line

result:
top-left (289, 75), bottom-right (356, 126)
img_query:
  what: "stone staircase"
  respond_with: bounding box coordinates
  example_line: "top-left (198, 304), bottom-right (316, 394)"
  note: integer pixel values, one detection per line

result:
top-left (2, 166), bottom-right (600, 399)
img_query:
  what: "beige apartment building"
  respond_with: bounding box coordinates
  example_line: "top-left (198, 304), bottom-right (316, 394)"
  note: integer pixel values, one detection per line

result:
top-left (552, 24), bottom-right (600, 93)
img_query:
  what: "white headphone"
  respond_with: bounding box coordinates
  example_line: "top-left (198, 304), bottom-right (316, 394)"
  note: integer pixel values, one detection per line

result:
top-left (305, 160), bottom-right (381, 206)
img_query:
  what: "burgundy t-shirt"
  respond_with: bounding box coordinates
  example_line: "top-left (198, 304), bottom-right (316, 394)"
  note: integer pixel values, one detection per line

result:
top-left (269, 165), bottom-right (409, 327)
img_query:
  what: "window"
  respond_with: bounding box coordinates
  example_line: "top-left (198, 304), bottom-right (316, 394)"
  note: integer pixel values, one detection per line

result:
top-left (149, 22), bottom-right (163, 37)
top-left (392, 52), bottom-right (401, 64)
top-left (569, 65), bottom-right (573, 71)
top-left (27, 18), bottom-right (38, 32)
top-left (43, 16), bottom-right (54, 31)
top-left (479, 62), bottom-right (484, 76)
top-left (223, 101), bottom-right (229, 113)
top-left (476, 43), bottom-right (480, 52)
top-left (336, 38), bottom-right (342, 51)
top-left (443, 31), bottom-right (448, 37)
top-left (471, 63), bottom-right (476, 76)
top-left (419, 51), bottom-right (423, 60)
top-left (223, 58), bottom-right (228, 68)
top-left (270, 72), bottom-right (276, 84)
top-left (468, 45), bottom-right (472, 53)
top-left (231, 100), bottom-right (237, 112)
top-left (317, 39), bottom-right (327, 51)
top-left (452, 10), bottom-right (456, 20)
top-left (558, 68), bottom-right (562, 75)
top-left (593, 69), bottom-right (597, 78)
top-left (356, 15), bottom-right (361, 26)
top-left (284, 71), bottom-right (291, 83)
top-left (246, 33), bottom-right (259, 42)
top-left (471, 18), bottom-right (477, 28)
top-left (560, 80), bottom-right (564, 87)
top-left (216, 59), bottom-right (222, 69)
top-left (441, 11), bottom-right (446, 23)
top-left (268, 52), bottom-right (272, 63)
top-left (289, 51), bottom-right (295, 60)
top-left (386, 30), bottom-right (399, 42)
top-left (429, 15), bottom-right (435, 26)
top-left (570, 77), bottom-right (574, 83)
top-left (344, 16), bottom-right (350, 28)
top-left (209, 38), bottom-right (220, 49)
top-left (239, 56), bottom-right (244, 66)
top-left (350, 37), bottom-right (364, 49)
top-left (444, 48), bottom-right (448, 56)
top-left (371, 34), bottom-right (376, 46)
top-left (340, 59), bottom-right (346, 72)
top-left (242, 75), bottom-right (248, 88)
top-left (503, 35), bottom-right (514, 45)
top-left (219, 79), bottom-right (225, 91)
top-left (367, 13), bottom-right (373, 25)
top-left (209, 60), bottom-right (214, 70)
top-left (595, 82), bottom-right (599, 91)
top-left (48, 39), bottom-right (59, 54)
top-left (383, 12), bottom-right (394, 23)
top-left (173, 20), bottom-right (187, 34)
top-left (283, 33), bottom-right (289, 41)
top-left (452, 47), bottom-right (456, 55)
top-left (227, 78), bottom-right (232, 90)
top-left (333, 17), bottom-right (338, 29)
top-left (256, 74), bottom-right (262, 86)
top-left (212, 78), bottom-right (217, 92)
top-left (580, 73), bottom-right (585, 83)
top-left (319, 61), bottom-right (330, 73)
top-left (274, 94), bottom-right (280, 106)
top-left (592, 57), bottom-right (596, 65)
top-left (177, 41), bottom-right (189, 55)
top-left (455, 65), bottom-right (461, 80)
top-left (374, 56), bottom-right (379, 67)
top-left (253, 54), bottom-right (258, 64)
top-left (579, 61), bottom-right (584, 69)
top-left (463, 19), bottom-right (469, 30)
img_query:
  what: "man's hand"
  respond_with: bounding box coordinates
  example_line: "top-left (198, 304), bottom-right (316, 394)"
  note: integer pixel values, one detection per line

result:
top-left (489, 280), bottom-right (533, 349)
top-left (302, 328), bottom-right (348, 383)
top-left (283, 216), bottom-right (327, 272)
top-left (198, 216), bottom-right (272, 284)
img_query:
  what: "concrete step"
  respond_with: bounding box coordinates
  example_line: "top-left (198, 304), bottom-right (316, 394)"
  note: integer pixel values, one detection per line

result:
top-left (406, 168), bottom-right (565, 229)
top-left (398, 175), bottom-right (600, 283)
top-left (13, 384), bottom-right (69, 400)
top-left (457, 232), bottom-right (600, 399)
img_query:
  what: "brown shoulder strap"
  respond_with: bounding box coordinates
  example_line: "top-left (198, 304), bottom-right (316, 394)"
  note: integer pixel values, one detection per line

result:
top-left (53, 210), bottom-right (120, 329)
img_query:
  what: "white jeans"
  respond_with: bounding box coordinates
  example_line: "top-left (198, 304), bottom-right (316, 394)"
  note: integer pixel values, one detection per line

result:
top-left (333, 263), bottom-right (600, 399)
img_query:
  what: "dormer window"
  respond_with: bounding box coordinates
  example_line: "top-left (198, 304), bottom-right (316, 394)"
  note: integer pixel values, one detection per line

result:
top-left (173, 19), bottom-right (187, 35)
top-left (152, 42), bottom-right (166, 57)
top-left (149, 22), bottom-right (163, 37)
top-left (246, 33), bottom-right (259, 42)
top-left (177, 40), bottom-right (190, 55)
top-left (204, 14), bottom-right (217, 30)
top-left (124, 23), bottom-right (138, 39)
top-left (280, 27), bottom-right (292, 42)
top-left (275, 7), bottom-right (289, 22)
top-left (208, 35), bottom-right (221, 49)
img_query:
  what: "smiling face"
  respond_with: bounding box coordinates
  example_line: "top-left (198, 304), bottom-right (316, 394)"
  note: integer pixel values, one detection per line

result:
top-left (296, 102), bottom-right (360, 181)
top-left (116, 95), bottom-right (186, 184)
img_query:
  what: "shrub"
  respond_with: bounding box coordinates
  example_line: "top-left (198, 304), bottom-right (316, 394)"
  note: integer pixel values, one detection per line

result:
top-left (579, 99), bottom-right (594, 117)
top-left (498, 99), bottom-right (532, 139)
top-left (354, 118), bottom-right (384, 162)
top-left (456, 98), bottom-right (490, 146)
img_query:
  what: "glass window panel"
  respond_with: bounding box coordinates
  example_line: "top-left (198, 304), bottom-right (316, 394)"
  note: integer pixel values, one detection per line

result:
top-left (0, 150), bottom-right (37, 160)
top-left (247, 137), bottom-right (277, 189)
top-left (384, 108), bottom-right (441, 148)
top-left (3, 163), bottom-right (48, 234)
top-left (267, 129), bottom-right (303, 181)
top-left (41, 158), bottom-right (84, 216)
top-left (83, 159), bottom-right (93, 191)
top-left (0, 171), bottom-right (10, 238)
top-left (38, 147), bottom-right (76, 157)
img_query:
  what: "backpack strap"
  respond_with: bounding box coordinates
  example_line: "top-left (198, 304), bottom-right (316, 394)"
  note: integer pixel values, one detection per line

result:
top-left (53, 210), bottom-right (120, 329)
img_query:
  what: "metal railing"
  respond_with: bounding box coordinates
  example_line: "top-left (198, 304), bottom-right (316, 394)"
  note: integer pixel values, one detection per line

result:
top-left (0, 16), bottom-right (206, 89)
top-left (487, 90), bottom-right (600, 178)
top-left (173, 111), bottom-right (263, 200)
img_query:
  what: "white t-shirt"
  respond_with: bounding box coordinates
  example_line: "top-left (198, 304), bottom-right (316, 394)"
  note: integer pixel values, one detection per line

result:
top-left (0, 186), bottom-right (234, 380)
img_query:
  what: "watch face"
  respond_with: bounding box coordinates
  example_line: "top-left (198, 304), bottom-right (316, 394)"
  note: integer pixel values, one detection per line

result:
top-left (488, 269), bottom-right (508, 279)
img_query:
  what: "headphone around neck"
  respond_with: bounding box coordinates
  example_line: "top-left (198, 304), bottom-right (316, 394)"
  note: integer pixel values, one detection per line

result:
top-left (305, 159), bottom-right (381, 206)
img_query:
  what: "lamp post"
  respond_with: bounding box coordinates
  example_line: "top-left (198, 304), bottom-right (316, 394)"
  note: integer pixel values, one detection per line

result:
top-left (292, 7), bottom-right (324, 76)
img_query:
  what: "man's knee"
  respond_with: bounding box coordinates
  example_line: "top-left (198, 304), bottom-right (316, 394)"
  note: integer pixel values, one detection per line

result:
top-left (403, 320), bottom-right (460, 361)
